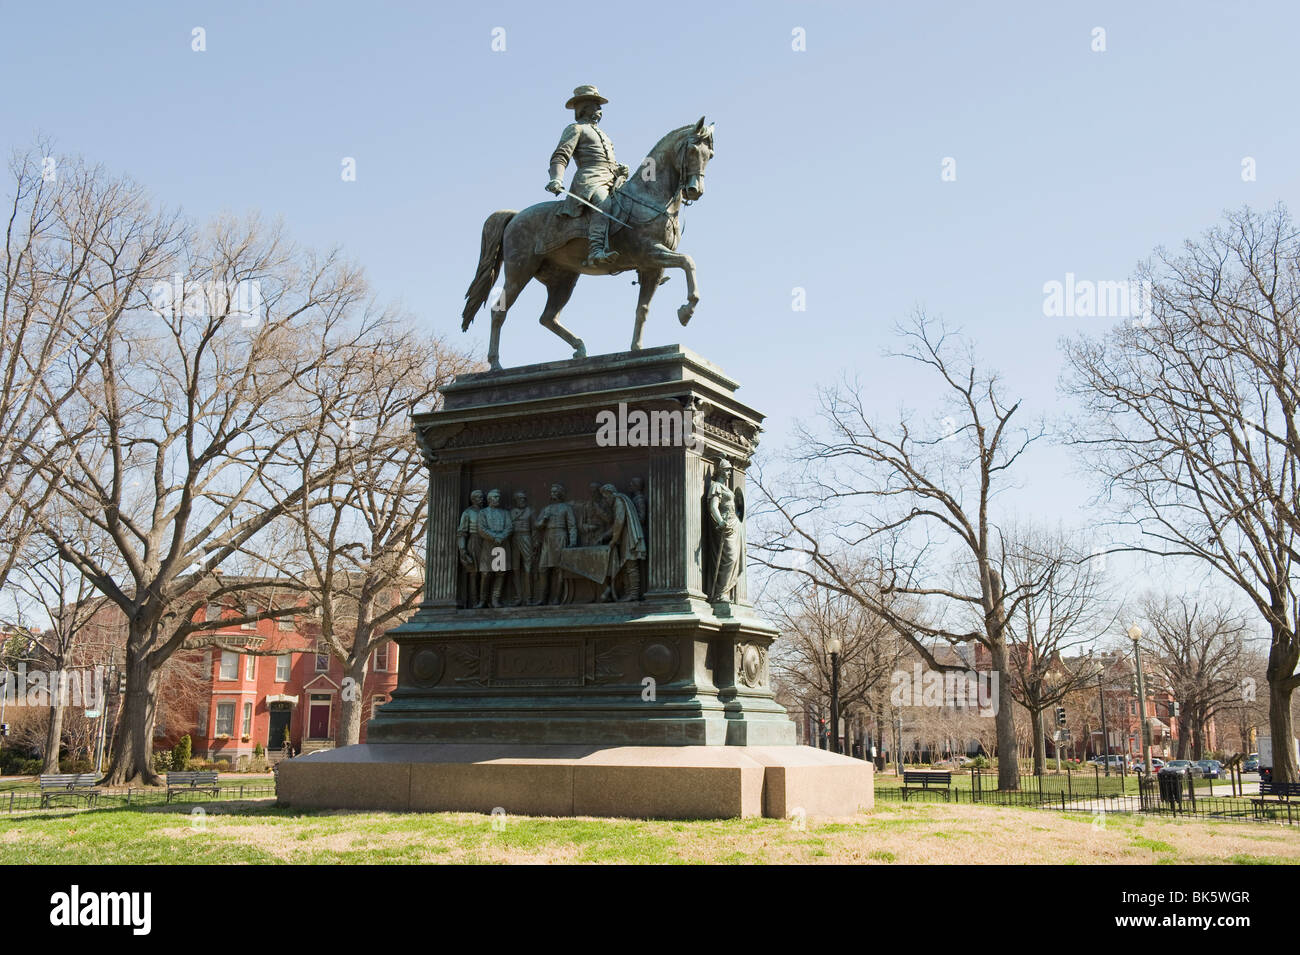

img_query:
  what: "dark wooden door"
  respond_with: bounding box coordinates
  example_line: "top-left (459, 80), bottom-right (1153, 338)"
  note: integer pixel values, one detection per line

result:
top-left (267, 707), bottom-right (292, 750)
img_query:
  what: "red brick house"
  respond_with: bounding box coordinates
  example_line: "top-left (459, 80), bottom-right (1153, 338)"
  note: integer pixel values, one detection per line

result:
top-left (177, 597), bottom-right (402, 766)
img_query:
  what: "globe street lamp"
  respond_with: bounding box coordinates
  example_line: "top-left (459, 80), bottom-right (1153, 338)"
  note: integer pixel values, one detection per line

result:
top-left (826, 635), bottom-right (842, 755)
top-left (1128, 624), bottom-right (1153, 776)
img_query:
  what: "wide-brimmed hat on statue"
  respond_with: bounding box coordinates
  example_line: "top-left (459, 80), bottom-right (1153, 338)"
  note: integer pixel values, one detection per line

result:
top-left (565, 84), bottom-right (609, 109)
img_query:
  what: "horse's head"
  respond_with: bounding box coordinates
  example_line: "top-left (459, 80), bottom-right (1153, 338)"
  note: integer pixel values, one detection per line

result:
top-left (681, 116), bottom-right (715, 202)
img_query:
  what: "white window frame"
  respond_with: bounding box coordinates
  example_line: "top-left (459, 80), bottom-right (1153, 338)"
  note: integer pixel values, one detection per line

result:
top-left (277, 614), bottom-right (295, 631)
top-left (242, 701), bottom-right (253, 738)
top-left (219, 650), bottom-right (238, 681)
top-left (207, 604), bottom-right (223, 623)
top-left (215, 702), bottom-right (235, 736)
top-left (275, 654), bottom-right (291, 682)
top-left (373, 641), bottom-right (390, 672)
top-left (244, 655), bottom-right (256, 681)
top-left (242, 602), bottom-right (258, 630)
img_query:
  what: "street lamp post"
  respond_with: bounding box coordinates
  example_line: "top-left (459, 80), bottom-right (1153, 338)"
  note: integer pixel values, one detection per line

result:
top-left (1097, 664), bottom-right (1111, 777)
top-left (1129, 624), bottom-right (1153, 776)
top-left (826, 636), bottom-right (842, 755)
top-left (894, 715), bottom-right (903, 776)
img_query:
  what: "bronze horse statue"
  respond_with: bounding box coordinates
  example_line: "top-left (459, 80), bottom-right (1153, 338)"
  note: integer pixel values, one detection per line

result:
top-left (461, 118), bottom-right (715, 371)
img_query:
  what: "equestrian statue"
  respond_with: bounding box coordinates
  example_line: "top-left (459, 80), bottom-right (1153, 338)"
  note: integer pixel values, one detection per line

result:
top-left (461, 85), bottom-right (715, 371)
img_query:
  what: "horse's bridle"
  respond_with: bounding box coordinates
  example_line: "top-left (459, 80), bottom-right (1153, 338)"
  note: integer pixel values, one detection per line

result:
top-left (619, 134), bottom-right (709, 221)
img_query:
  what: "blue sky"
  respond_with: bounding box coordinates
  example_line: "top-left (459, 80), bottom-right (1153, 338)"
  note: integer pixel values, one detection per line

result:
top-left (4, 0), bottom-right (1296, 617)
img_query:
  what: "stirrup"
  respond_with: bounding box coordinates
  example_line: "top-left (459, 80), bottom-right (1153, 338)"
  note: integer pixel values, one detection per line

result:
top-left (586, 249), bottom-right (620, 268)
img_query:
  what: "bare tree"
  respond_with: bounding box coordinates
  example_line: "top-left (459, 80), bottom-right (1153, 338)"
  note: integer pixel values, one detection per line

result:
top-left (25, 202), bottom-right (415, 784)
top-left (998, 525), bottom-right (1113, 774)
top-left (271, 333), bottom-right (473, 746)
top-left (766, 577), bottom-right (908, 754)
top-left (1138, 594), bottom-right (1248, 760)
top-left (1064, 204), bottom-right (1300, 781)
top-left (754, 312), bottom-right (1047, 789)
top-left (0, 146), bottom-right (183, 594)
top-left (5, 529), bottom-right (120, 772)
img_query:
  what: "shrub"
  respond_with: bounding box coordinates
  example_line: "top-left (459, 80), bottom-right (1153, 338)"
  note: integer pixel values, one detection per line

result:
top-left (171, 734), bottom-right (192, 772)
top-left (58, 758), bottom-right (93, 773)
top-left (152, 751), bottom-right (172, 773)
top-left (253, 742), bottom-right (264, 758)
top-left (0, 748), bottom-right (42, 775)
top-left (0, 754), bottom-right (42, 775)
top-left (970, 755), bottom-right (991, 769)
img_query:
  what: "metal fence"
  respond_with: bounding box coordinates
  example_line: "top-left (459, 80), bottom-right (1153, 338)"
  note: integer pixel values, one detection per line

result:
top-left (0, 783), bottom-right (277, 814)
top-left (878, 769), bottom-right (1297, 826)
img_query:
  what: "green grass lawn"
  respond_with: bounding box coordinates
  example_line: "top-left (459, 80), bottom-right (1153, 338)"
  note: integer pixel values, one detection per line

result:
top-left (0, 797), bottom-right (1297, 864)
top-left (0, 773), bottom-right (274, 793)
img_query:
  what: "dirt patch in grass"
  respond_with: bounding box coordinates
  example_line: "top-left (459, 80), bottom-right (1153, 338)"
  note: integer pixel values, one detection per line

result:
top-left (7, 799), bottom-right (1300, 864)
top-left (153, 803), bottom-right (1300, 864)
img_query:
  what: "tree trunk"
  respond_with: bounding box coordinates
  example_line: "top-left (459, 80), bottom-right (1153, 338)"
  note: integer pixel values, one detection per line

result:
top-left (101, 636), bottom-right (162, 786)
top-left (43, 687), bottom-right (65, 775)
top-left (1031, 706), bottom-right (1046, 776)
top-left (1268, 679), bottom-right (1298, 784)
top-left (336, 658), bottom-right (369, 747)
top-left (1267, 620), bottom-right (1299, 784)
top-left (989, 637), bottom-right (1020, 789)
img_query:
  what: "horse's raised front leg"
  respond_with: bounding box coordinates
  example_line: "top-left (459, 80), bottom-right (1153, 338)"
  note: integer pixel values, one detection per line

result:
top-left (631, 268), bottom-right (664, 350)
top-left (538, 271), bottom-right (584, 359)
top-left (647, 244), bottom-right (699, 326)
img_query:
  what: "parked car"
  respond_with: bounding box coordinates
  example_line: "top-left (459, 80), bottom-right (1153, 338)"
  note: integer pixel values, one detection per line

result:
top-left (1160, 759), bottom-right (1195, 776)
top-left (1244, 755), bottom-right (1260, 773)
top-left (1196, 759), bottom-right (1223, 779)
top-left (1129, 757), bottom-right (1164, 773)
top-left (1090, 755), bottom-right (1127, 769)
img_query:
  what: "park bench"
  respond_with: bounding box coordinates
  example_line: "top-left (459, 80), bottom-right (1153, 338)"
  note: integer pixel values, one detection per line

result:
top-left (1250, 780), bottom-right (1300, 820)
top-left (38, 773), bottom-right (101, 808)
top-left (901, 770), bottom-right (953, 801)
top-left (166, 770), bottom-right (222, 803)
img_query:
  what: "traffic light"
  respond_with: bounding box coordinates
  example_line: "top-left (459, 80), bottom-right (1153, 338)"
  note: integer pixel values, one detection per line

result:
top-left (1055, 707), bottom-right (1067, 728)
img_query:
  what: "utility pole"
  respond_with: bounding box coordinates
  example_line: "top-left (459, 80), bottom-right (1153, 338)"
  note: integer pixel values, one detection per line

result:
top-left (1129, 624), bottom-right (1153, 776)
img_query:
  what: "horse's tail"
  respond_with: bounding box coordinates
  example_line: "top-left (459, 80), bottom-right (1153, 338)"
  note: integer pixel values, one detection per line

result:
top-left (462, 210), bottom-right (516, 330)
